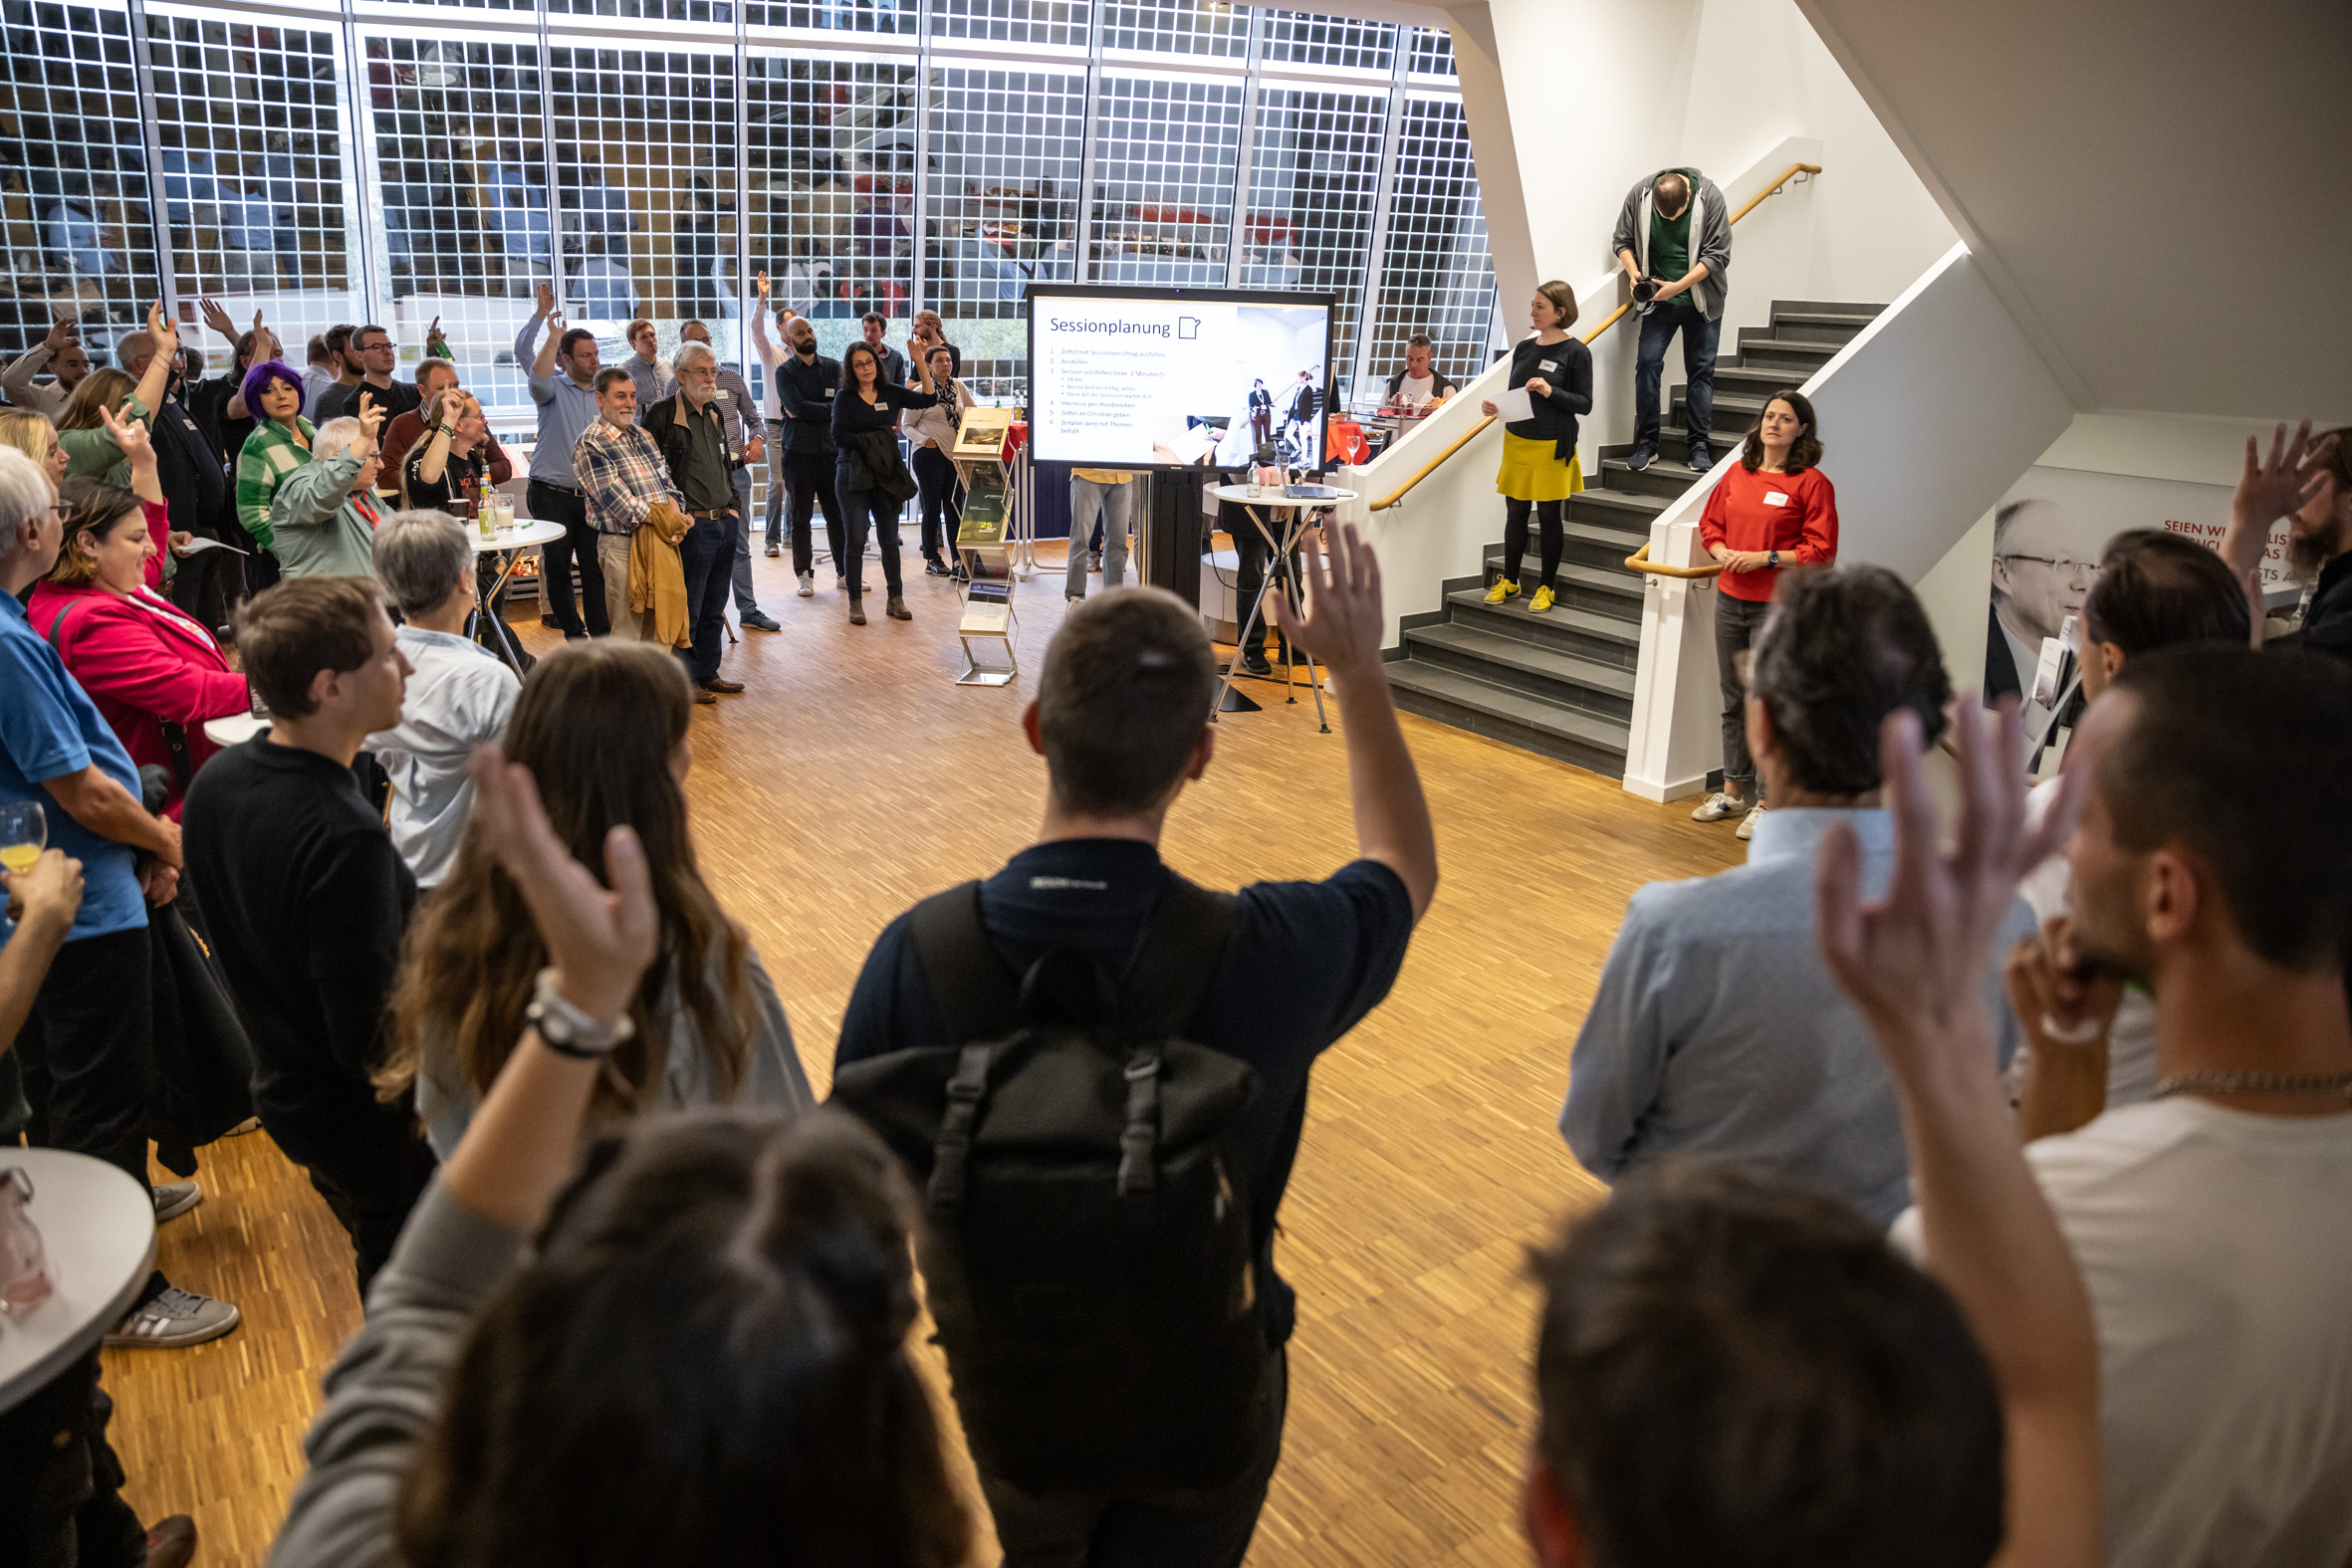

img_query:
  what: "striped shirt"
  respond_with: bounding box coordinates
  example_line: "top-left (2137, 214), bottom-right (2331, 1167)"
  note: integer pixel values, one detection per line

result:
top-left (235, 416), bottom-right (315, 551)
top-left (574, 417), bottom-right (680, 537)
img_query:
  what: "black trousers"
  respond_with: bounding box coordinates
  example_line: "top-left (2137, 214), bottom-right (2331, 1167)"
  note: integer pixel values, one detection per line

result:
top-left (527, 480), bottom-right (609, 637)
top-left (838, 485), bottom-right (904, 598)
top-left (1501, 498), bottom-right (1565, 590)
top-left (914, 445), bottom-right (963, 563)
top-left (0, 1352), bottom-right (148, 1568)
top-left (676, 509), bottom-right (738, 686)
top-left (781, 449), bottom-right (847, 577)
top-left (166, 544), bottom-right (241, 637)
top-left (980, 1350), bottom-right (1288, 1568)
top-left (264, 1097), bottom-right (437, 1297)
top-left (18, 927), bottom-right (153, 1199)
top-left (1220, 501), bottom-right (1296, 657)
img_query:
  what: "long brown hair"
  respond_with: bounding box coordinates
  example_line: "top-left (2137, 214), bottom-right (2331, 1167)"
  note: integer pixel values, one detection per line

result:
top-left (1741, 388), bottom-right (1824, 474)
top-left (58, 368), bottom-right (132, 433)
top-left (48, 477), bottom-right (144, 588)
top-left (383, 641), bottom-right (754, 1120)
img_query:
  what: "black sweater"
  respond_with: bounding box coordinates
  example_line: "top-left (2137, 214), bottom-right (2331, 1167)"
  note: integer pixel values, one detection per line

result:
top-left (182, 737), bottom-right (417, 1139)
top-left (831, 381), bottom-right (937, 496)
top-left (775, 352), bottom-right (842, 457)
top-left (1504, 336), bottom-right (1593, 460)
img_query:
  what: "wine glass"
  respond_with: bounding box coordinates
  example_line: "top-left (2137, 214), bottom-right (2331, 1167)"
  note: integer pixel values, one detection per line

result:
top-left (0, 801), bottom-right (45, 878)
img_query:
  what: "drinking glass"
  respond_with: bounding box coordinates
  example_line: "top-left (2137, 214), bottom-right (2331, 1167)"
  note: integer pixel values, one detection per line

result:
top-left (0, 1166), bottom-right (51, 1313)
top-left (0, 801), bottom-right (44, 878)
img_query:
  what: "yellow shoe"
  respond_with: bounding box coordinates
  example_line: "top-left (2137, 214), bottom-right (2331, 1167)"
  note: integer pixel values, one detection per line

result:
top-left (1484, 578), bottom-right (1521, 603)
top-left (1529, 584), bottom-right (1556, 614)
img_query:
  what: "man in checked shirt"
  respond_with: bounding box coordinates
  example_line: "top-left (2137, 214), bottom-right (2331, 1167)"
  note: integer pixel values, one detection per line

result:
top-left (573, 366), bottom-right (684, 649)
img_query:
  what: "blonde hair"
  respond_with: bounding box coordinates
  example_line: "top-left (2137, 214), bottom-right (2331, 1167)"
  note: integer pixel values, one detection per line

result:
top-left (1535, 280), bottom-right (1579, 331)
top-left (58, 368), bottom-right (133, 432)
top-left (0, 409), bottom-right (58, 469)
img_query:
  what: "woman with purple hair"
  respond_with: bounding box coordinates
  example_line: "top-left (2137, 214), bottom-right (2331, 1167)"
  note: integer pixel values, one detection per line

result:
top-left (233, 358), bottom-right (312, 579)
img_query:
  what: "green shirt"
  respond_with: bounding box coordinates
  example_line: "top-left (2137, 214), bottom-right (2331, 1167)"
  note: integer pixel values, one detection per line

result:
top-left (1646, 167), bottom-right (1704, 288)
top-left (672, 396), bottom-right (736, 512)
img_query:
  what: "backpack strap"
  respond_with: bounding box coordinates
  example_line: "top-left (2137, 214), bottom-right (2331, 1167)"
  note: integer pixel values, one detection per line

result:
top-left (1114, 878), bottom-right (1236, 1039)
top-left (908, 883), bottom-right (1021, 1215)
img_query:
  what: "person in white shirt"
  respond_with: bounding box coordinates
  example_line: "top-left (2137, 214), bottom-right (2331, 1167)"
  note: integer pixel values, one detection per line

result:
top-left (1898, 645), bottom-right (2352, 1568)
top-left (4, 315), bottom-right (96, 418)
top-left (364, 512), bottom-right (519, 887)
top-left (1379, 334), bottom-right (1458, 413)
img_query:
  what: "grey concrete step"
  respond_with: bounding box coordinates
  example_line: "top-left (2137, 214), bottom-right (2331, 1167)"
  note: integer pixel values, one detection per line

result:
top-left (1566, 487), bottom-right (1667, 529)
top-left (1770, 311), bottom-right (1878, 343)
top-left (1484, 556), bottom-right (1644, 620)
top-left (1713, 363), bottom-right (1810, 399)
top-left (1385, 659), bottom-right (1632, 779)
top-left (1736, 335), bottom-right (1840, 372)
top-left (1400, 621), bottom-right (1636, 723)
top-left (1767, 300), bottom-right (1885, 319)
top-left (1671, 387), bottom-right (1767, 435)
top-left (1442, 588), bottom-right (1642, 669)
top-left (1599, 454), bottom-right (1707, 498)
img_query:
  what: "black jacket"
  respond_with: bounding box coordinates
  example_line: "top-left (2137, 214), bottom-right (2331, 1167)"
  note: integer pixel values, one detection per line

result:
top-left (1288, 382), bottom-right (1318, 422)
top-left (1504, 336), bottom-right (1593, 461)
top-left (775, 352), bottom-right (841, 457)
top-left (638, 391), bottom-right (736, 509)
top-left (2268, 551), bottom-right (2352, 666)
top-left (147, 388), bottom-right (232, 540)
top-left (832, 381), bottom-right (936, 499)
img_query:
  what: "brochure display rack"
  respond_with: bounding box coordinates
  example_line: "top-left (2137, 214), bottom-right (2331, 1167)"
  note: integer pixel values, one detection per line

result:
top-left (951, 407), bottom-right (1021, 687)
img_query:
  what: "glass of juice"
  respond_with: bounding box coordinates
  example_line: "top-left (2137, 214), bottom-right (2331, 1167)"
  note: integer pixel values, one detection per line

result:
top-left (0, 801), bottom-right (44, 877)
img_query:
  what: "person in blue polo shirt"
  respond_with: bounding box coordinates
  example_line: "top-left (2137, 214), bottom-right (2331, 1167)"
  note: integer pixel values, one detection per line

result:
top-left (0, 445), bottom-right (238, 1349)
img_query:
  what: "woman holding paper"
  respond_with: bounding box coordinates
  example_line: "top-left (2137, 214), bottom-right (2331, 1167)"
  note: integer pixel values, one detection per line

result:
top-left (29, 420), bottom-right (246, 817)
top-left (1481, 281), bottom-right (1592, 615)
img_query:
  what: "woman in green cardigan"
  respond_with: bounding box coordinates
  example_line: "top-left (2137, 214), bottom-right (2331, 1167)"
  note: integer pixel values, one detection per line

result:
top-left (57, 301), bottom-right (177, 486)
top-left (233, 358), bottom-right (316, 571)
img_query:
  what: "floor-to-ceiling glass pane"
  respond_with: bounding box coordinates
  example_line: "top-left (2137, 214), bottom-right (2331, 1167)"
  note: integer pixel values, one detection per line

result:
top-left (744, 47), bottom-right (917, 358)
top-left (1366, 91), bottom-right (1494, 385)
top-left (928, 0), bottom-right (1086, 54)
top-left (1260, 11), bottom-right (1391, 76)
top-left (1405, 22), bottom-right (1455, 83)
top-left (143, 7), bottom-right (355, 357)
top-left (1101, 0), bottom-right (1245, 60)
top-left (0, 0), bottom-right (158, 349)
top-left (362, 30), bottom-right (551, 416)
top-left (546, 40), bottom-right (739, 369)
top-left (1246, 84), bottom-right (1381, 395)
top-left (743, 0), bottom-right (915, 39)
top-left (923, 59), bottom-right (1084, 397)
top-left (1088, 72), bottom-right (1241, 287)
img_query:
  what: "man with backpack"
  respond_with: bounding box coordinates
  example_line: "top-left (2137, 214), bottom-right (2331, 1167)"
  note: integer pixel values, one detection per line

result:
top-left (831, 525), bottom-right (1436, 1566)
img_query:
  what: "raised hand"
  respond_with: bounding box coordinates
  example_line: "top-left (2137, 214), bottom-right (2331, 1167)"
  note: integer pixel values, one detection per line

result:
top-left (1269, 521), bottom-right (1385, 679)
top-left (466, 747), bottom-right (657, 1024)
top-left (426, 315), bottom-right (446, 353)
top-left (355, 391), bottom-right (385, 438)
top-left (756, 270), bottom-right (771, 297)
top-left (535, 281), bottom-right (557, 319)
top-left (98, 399), bottom-right (154, 472)
top-left (1817, 701), bottom-right (2077, 1066)
top-left (44, 313), bottom-right (78, 353)
top-left (146, 300), bottom-right (180, 353)
top-left (2225, 420), bottom-right (2333, 574)
top-left (199, 296), bottom-right (238, 339)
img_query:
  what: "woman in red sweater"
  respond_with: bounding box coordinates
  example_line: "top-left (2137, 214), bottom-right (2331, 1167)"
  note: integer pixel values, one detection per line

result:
top-left (1690, 388), bottom-right (1837, 839)
top-left (29, 426), bottom-right (248, 818)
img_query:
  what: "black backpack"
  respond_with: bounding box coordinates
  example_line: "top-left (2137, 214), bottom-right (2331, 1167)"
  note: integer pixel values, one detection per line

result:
top-left (829, 877), bottom-right (1270, 1494)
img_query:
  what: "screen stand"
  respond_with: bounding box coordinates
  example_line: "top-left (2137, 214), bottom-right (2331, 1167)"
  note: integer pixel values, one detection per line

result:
top-left (1217, 678), bottom-right (1263, 714)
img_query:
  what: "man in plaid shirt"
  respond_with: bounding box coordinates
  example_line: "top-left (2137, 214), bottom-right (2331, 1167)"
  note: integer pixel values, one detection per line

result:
top-left (574, 366), bottom-right (681, 642)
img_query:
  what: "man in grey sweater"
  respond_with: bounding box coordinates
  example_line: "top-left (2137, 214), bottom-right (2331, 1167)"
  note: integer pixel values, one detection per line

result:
top-left (1610, 167), bottom-right (1733, 473)
top-left (1560, 567), bottom-right (2031, 1227)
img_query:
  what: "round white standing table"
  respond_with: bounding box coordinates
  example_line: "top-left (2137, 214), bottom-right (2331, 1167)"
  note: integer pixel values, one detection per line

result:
top-left (1206, 484), bottom-right (1356, 731)
top-left (0, 1151), bottom-right (156, 1415)
top-left (473, 518), bottom-right (569, 673)
top-left (202, 712), bottom-right (264, 748)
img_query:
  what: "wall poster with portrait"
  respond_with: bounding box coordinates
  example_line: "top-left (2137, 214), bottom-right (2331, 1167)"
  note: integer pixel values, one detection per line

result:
top-left (1983, 464), bottom-right (2289, 726)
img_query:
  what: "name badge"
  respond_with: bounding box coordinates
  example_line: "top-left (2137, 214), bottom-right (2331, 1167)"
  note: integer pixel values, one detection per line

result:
top-left (1764, 491), bottom-right (1789, 508)
top-left (1538, 359), bottom-right (1557, 372)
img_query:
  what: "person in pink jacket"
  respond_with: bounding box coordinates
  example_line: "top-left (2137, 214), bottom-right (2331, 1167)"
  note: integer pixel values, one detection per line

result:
top-left (30, 413), bottom-right (246, 817)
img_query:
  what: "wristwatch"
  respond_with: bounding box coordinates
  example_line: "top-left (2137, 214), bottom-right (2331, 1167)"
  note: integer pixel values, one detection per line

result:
top-left (525, 967), bottom-right (636, 1058)
top-left (1767, 549), bottom-right (1780, 568)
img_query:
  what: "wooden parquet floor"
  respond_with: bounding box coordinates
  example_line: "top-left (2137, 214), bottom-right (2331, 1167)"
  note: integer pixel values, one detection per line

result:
top-left (99, 540), bottom-right (1740, 1567)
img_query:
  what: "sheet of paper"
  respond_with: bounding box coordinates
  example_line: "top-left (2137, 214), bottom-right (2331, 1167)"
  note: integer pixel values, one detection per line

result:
top-left (1492, 387), bottom-right (1534, 422)
top-left (177, 537), bottom-right (249, 557)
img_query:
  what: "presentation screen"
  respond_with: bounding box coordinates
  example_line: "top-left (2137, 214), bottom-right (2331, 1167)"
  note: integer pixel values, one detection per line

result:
top-left (1027, 286), bottom-right (1336, 471)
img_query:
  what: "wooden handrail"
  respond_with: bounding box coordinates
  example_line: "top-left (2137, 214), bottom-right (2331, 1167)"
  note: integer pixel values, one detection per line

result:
top-left (1623, 543), bottom-right (1723, 580)
top-left (1367, 160), bottom-right (1823, 513)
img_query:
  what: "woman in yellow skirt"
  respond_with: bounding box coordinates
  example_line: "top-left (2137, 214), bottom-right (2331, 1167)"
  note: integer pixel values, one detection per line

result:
top-left (1482, 280), bottom-right (1592, 613)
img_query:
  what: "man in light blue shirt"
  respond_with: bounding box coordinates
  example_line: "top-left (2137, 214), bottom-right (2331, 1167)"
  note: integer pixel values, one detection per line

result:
top-left (516, 285), bottom-right (608, 637)
top-left (1561, 567), bottom-right (2030, 1227)
top-left (365, 513), bottom-right (521, 887)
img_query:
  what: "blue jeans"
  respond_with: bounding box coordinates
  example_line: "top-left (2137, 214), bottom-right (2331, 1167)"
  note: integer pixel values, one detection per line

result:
top-left (1633, 300), bottom-right (1721, 452)
top-left (1066, 476), bottom-right (1135, 599)
top-left (729, 467), bottom-right (760, 613)
top-left (677, 509), bottom-right (739, 685)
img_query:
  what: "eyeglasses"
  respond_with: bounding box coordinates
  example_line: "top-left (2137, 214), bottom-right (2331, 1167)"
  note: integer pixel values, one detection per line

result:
top-left (1999, 554), bottom-right (2098, 580)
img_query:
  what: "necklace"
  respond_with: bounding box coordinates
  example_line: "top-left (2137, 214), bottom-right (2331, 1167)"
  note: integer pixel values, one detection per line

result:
top-left (2155, 1069), bottom-right (2352, 1098)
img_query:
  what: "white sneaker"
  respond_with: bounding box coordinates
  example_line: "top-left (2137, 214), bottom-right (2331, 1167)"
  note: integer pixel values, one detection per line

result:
top-left (1736, 803), bottom-right (1769, 841)
top-left (1690, 791), bottom-right (1745, 823)
top-left (106, 1286), bottom-right (241, 1349)
top-left (797, 571), bottom-right (815, 598)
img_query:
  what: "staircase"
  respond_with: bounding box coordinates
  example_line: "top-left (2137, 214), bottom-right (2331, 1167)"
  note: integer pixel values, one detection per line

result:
top-left (1384, 299), bottom-right (1883, 778)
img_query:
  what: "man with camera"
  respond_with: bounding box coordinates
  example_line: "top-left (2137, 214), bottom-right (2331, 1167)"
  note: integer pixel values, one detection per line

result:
top-left (1612, 167), bottom-right (1732, 473)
